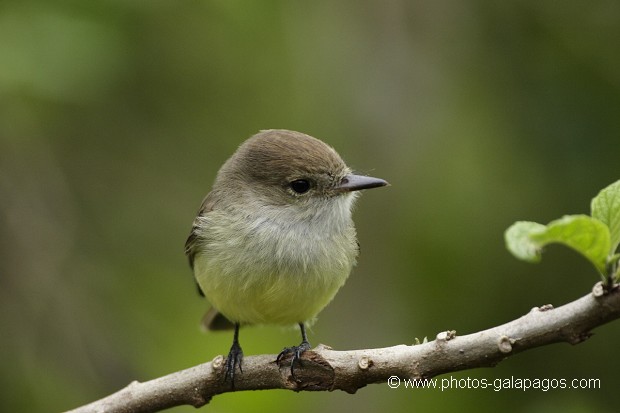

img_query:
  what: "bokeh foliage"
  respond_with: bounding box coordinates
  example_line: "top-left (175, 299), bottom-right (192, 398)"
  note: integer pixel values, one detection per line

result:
top-left (1, 1), bottom-right (620, 412)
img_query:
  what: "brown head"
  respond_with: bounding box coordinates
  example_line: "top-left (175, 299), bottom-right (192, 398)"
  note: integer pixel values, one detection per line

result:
top-left (214, 129), bottom-right (387, 206)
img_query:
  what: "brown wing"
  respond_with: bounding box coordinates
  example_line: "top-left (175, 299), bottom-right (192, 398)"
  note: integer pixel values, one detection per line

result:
top-left (185, 191), bottom-right (235, 330)
top-left (185, 191), bottom-right (217, 270)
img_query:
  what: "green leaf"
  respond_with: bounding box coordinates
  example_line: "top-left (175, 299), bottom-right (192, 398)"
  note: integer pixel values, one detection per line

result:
top-left (591, 179), bottom-right (620, 254)
top-left (505, 221), bottom-right (547, 263)
top-left (505, 215), bottom-right (611, 273)
top-left (529, 215), bottom-right (610, 273)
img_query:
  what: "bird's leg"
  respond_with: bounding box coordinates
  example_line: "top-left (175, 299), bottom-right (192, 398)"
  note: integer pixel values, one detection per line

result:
top-left (276, 323), bottom-right (311, 378)
top-left (224, 323), bottom-right (243, 387)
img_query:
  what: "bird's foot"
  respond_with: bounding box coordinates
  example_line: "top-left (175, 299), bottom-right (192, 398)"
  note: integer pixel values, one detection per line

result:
top-left (276, 340), bottom-right (311, 379)
top-left (224, 340), bottom-right (243, 387)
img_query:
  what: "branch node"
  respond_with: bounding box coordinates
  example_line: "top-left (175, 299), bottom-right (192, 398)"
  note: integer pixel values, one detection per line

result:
top-left (497, 335), bottom-right (513, 353)
top-left (212, 354), bottom-right (225, 368)
top-left (277, 351), bottom-right (335, 392)
top-left (592, 282), bottom-right (605, 298)
top-left (435, 330), bottom-right (457, 342)
top-left (530, 304), bottom-right (553, 313)
top-left (357, 355), bottom-right (373, 370)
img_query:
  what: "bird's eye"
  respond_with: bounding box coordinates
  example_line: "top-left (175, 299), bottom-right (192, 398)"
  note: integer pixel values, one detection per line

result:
top-left (290, 179), bottom-right (311, 194)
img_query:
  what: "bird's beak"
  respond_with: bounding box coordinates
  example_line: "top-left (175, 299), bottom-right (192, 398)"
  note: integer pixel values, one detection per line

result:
top-left (337, 174), bottom-right (389, 192)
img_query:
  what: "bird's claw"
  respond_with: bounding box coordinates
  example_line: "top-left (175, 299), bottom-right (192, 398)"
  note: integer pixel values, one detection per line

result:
top-left (276, 340), bottom-right (311, 378)
top-left (224, 341), bottom-right (243, 387)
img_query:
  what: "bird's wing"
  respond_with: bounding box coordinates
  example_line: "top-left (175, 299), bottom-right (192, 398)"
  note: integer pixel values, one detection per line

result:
top-left (185, 191), bottom-right (236, 330)
top-left (185, 191), bottom-right (217, 271)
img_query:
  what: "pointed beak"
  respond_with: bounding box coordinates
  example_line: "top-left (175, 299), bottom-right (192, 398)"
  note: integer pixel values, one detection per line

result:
top-left (336, 174), bottom-right (389, 192)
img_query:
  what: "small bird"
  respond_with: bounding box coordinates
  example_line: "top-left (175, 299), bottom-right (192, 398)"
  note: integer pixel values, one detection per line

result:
top-left (185, 129), bottom-right (388, 383)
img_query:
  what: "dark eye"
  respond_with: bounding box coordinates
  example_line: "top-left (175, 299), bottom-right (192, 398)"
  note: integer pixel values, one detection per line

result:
top-left (290, 179), bottom-right (311, 194)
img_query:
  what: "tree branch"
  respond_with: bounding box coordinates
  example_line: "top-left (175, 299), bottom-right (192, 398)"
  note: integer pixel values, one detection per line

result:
top-left (67, 282), bottom-right (620, 413)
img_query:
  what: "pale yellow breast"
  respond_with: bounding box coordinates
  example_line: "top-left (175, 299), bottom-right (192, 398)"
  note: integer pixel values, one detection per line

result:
top-left (193, 196), bottom-right (359, 325)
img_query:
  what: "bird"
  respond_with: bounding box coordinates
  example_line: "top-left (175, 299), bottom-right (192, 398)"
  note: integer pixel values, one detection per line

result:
top-left (185, 129), bottom-right (388, 384)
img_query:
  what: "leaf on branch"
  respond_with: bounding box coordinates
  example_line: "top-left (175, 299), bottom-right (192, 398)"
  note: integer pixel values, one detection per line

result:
top-left (591, 179), bottom-right (620, 254)
top-left (505, 221), bottom-right (547, 263)
top-left (529, 215), bottom-right (610, 273)
top-left (505, 215), bottom-right (611, 273)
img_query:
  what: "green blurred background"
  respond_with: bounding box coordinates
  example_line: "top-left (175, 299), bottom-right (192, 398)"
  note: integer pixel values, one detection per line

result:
top-left (1, 1), bottom-right (619, 412)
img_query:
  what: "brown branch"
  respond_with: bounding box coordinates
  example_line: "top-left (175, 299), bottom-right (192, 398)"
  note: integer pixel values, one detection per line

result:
top-left (66, 282), bottom-right (620, 413)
